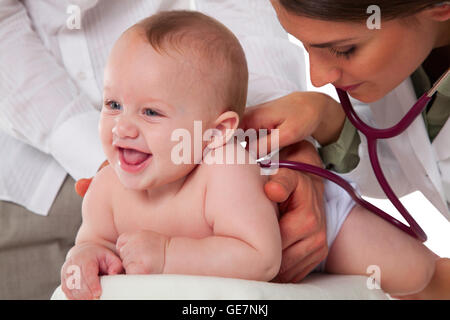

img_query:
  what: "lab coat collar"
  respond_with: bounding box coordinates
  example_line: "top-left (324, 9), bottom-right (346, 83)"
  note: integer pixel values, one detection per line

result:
top-left (432, 114), bottom-right (450, 161)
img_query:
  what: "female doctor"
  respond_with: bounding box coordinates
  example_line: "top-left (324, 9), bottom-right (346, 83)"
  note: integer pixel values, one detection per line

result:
top-left (242, 0), bottom-right (450, 298)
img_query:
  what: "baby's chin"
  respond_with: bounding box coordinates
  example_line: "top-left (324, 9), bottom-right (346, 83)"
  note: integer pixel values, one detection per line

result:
top-left (112, 164), bottom-right (153, 190)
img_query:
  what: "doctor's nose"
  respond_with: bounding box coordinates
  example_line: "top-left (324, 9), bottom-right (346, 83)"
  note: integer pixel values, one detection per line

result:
top-left (308, 54), bottom-right (342, 88)
top-left (112, 116), bottom-right (139, 139)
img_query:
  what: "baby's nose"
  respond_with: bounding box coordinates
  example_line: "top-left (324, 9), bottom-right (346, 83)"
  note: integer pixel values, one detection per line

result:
top-left (112, 117), bottom-right (139, 139)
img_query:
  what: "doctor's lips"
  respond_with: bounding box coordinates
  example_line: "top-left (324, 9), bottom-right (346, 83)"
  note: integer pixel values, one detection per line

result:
top-left (335, 82), bottom-right (363, 92)
top-left (115, 145), bottom-right (152, 173)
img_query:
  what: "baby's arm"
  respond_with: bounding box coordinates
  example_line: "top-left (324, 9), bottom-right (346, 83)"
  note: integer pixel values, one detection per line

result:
top-left (61, 166), bottom-right (122, 299)
top-left (74, 166), bottom-right (119, 250)
top-left (325, 204), bottom-right (437, 296)
top-left (161, 158), bottom-right (281, 281)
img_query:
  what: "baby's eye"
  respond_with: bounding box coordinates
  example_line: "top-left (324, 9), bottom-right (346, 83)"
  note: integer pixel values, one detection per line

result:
top-left (144, 108), bottom-right (160, 117)
top-left (106, 100), bottom-right (122, 110)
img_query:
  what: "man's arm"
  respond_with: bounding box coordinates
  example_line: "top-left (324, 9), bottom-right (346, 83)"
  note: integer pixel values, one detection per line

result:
top-left (0, 0), bottom-right (104, 180)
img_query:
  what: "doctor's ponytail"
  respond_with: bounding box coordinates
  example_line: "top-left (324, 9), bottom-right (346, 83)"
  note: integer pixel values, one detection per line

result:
top-left (277, 0), bottom-right (446, 22)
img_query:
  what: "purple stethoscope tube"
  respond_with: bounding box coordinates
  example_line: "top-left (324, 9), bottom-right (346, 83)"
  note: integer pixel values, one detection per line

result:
top-left (259, 69), bottom-right (450, 242)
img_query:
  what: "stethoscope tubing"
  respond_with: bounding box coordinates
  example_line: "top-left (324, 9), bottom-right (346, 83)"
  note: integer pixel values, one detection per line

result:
top-left (259, 160), bottom-right (425, 241)
top-left (259, 88), bottom-right (432, 242)
top-left (337, 88), bottom-right (430, 242)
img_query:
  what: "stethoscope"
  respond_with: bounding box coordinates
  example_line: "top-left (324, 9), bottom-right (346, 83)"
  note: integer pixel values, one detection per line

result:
top-left (259, 68), bottom-right (450, 242)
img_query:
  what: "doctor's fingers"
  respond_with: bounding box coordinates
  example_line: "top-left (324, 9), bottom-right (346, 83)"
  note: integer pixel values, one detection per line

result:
top-left (276, 244), bottom-right (328, 283)
top-left (244, 115), bottom-right (314, 155)
top-left (264, 141), bottom-right (324, 205)
top-left (277, 173), bottom-right (326, 247)
top-left (280, 228), bottom-right (327, 272)
top-left (264, 168), bottom-right (298, 203)
top-left (241, 102), bottom-right (283, 132)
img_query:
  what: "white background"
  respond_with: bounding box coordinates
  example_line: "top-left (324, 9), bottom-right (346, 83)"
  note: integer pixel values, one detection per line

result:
top-left (288, 35), bottom-right (450, 258)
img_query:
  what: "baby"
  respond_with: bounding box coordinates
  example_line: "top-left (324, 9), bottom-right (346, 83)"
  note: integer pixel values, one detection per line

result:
top-left (61, 11), bottom-right (437, 300)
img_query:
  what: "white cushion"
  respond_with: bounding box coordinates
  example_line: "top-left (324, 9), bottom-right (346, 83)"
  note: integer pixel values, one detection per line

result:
top-left (51, 273), bottom-right (389, 300)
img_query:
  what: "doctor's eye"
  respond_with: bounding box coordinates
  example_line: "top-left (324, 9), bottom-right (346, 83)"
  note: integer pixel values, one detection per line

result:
top-left (329, 46), bottom-right (356, 59)
top-left (105, 100), bottom-right (122, 110)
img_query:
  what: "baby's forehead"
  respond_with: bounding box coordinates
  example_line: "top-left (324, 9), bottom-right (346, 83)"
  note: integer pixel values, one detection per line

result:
top-left (108, 21), bottom-right (237, 115)
top-left (114, 27), bottom-right (210, 72)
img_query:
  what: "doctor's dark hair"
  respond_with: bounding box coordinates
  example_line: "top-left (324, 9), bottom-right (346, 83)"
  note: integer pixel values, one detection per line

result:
top-left (277, 0), bottom-right (444, 22)
top-left (134, 10), bottom-right (248, 117)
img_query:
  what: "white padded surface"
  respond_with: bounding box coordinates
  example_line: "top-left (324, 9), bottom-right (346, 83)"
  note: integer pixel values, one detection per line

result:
top-left (51, 274), bottom-right (389, 300)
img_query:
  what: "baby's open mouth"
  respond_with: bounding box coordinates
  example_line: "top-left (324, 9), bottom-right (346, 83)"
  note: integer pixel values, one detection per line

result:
top-left (118, 147), bottom-right (152, 167)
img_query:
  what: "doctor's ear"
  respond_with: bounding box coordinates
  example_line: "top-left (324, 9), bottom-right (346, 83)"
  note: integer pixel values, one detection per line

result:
top-left (422, 2), bottom-right (450, 21)
top-left (205, 111), bottom-right (240, 150)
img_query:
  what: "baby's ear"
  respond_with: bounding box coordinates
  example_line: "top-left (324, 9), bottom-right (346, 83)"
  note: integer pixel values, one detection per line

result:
top-left (206, 111), bottom-right (240, 149)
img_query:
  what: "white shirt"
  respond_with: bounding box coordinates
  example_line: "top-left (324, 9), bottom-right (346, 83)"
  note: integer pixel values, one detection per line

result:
top-left (0, 0), bottom-right (306, 215)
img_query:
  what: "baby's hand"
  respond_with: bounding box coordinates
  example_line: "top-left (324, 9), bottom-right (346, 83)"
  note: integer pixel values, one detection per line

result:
top-left (61, 243), bottom-right (123, 300)
top-left (116, 230), bottom-right (169, 275)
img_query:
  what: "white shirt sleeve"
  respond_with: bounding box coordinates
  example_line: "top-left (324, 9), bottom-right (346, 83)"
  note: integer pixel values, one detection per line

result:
top-left (194, 0), bottom-right (307, 106)
top-left (0, 0), bottom-right (105, 180)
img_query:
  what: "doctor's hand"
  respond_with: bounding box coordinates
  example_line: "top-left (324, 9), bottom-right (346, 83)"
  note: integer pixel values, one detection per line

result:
top-left (241, 91), bottom-right (345, 150)
top-left (75, 160), bottom-right (110, 197)
top-left (265, 140), bottom-right (328, 283)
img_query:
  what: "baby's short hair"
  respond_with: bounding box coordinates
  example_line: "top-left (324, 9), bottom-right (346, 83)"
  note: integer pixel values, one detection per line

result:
top-left (135, 10), bottom-right (248, 117)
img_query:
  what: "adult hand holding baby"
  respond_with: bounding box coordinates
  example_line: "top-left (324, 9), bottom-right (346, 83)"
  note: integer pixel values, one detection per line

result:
top-left (241, 91), bottom-right (345, 282)
top-left (241, 91), bottom-right (346, 151)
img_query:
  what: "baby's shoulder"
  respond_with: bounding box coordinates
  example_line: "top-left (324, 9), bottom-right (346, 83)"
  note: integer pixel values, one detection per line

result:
top-left (200, 142), bottom-right (267, 186)
top-left (85, 164), bottom-right (122, 200)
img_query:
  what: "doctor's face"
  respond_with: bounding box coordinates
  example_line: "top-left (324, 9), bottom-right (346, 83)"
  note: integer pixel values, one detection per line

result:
top-left (271, 1), bottom-right (438, 103)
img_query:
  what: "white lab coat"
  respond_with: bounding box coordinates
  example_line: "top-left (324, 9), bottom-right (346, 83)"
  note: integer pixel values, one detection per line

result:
top-left (341, 77), bottom-right (450, 221)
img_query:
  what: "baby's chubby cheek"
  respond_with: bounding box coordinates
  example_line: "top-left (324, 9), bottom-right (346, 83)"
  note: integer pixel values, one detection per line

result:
top-left (98, 117), bottom-right (116, 161)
